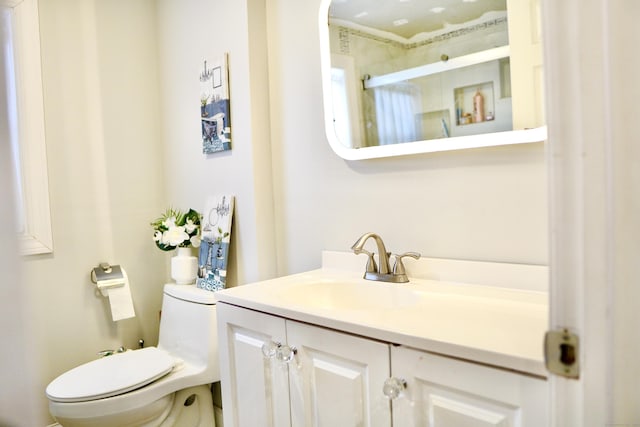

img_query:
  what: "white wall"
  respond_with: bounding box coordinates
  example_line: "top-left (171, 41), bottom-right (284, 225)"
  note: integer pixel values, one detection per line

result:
top-left (156, 0), bottom-right (277, 286)
top-left (21, 0), bottom-right (167, 423)
top-left (155, 0), bottom-right (546, 285)
top-left (266, 0), bottom-right (548, 275)
top-left (0, 15), bottom-right (39, 424)
top-left (6, 0), bottom-right (640, 425)
top-left (9, 0), bottom-right (547, 424)
top-left (142, 0), bottom-right (549, 294)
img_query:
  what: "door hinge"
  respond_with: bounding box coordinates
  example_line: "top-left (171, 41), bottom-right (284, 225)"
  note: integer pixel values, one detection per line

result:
top-left (544, 328), bottom-right (579, 379)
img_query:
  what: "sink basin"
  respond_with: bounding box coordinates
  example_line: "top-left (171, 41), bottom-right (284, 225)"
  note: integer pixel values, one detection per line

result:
top-left (275, 280), bottom-right (421, 311)
top-left (214, 259), bottom-right (549, 377)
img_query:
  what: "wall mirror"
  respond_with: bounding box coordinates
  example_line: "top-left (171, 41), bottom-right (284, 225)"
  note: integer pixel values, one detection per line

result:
top-left (319, 0), bottom-right (546, 160)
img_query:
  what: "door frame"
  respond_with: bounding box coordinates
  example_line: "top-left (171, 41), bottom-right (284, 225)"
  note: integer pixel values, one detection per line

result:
top-left (544, 0), bottom-right (640, 424)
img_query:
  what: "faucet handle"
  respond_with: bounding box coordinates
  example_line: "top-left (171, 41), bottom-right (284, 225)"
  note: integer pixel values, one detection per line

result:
top-left (392, 252), bottom-right (421, 276)
top-left (359, 249), bottom-right (378, 273)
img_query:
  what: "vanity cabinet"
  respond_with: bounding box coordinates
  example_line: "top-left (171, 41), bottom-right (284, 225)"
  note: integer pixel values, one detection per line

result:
top-left (217, 302), bottom-right (547, 427)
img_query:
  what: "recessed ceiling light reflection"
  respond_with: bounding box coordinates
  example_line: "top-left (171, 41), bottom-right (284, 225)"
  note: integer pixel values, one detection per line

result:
top-left (354, 11), bottom-right (368, 18)
top-left (393, 18), bottom-right (409, 26)
top-left (430, 7), bottom-right (446, 13)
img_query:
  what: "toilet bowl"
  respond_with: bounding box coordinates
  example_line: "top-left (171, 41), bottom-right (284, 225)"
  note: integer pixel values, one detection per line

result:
top-left (46, 284), bottom-right (219, 427)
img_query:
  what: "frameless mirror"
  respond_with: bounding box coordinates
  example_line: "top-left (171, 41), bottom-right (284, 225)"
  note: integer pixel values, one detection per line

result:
top-left (319, 0), bottom-right (546, 160)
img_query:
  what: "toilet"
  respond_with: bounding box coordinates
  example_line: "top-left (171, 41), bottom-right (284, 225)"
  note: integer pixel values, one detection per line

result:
top-left (46, 284), bottom-right (220, 427)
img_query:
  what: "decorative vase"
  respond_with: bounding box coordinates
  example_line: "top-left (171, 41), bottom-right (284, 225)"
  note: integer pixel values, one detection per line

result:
top-left (171, 247), bottom-right (198, 285)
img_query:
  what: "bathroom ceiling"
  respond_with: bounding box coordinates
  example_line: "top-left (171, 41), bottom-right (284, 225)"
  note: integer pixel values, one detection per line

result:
top-left (329, 0), bottom-right (507, 40)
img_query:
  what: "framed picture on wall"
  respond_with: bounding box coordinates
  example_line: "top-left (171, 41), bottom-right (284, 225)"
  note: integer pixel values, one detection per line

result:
top-left (200, 54), bottom-right (231, 154)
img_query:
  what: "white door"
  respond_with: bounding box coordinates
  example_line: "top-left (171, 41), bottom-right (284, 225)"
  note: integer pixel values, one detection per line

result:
top-left (217, 303), bottom-right (292, 427)
top-left (390, 347), bottom-right (547, 427)
top-left (286, 320), bottom-right (391, 427)
top-left (544, 0), bottom-right (640, 424)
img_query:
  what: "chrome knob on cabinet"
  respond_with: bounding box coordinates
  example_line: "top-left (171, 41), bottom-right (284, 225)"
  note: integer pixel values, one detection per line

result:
top-left (261, 341), bottom-right (281, 359)
top-left (382, 377), bottom-right (407, 399)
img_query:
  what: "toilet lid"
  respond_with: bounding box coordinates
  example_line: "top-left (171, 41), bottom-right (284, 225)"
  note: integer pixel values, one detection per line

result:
top-left (46, 347), bottom-right (174, 403)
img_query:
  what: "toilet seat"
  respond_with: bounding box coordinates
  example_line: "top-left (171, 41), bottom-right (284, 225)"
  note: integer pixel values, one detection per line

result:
top-left (46, 347), bottom-right (174, 403)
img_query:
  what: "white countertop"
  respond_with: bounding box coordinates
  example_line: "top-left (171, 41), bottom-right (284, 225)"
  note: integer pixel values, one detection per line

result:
top-left (215, 262), bottom-right (549, 378)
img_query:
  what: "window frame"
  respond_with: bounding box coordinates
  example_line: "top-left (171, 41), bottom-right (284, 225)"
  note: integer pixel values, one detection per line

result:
top-left (3, 0), bottom-right (53, 255)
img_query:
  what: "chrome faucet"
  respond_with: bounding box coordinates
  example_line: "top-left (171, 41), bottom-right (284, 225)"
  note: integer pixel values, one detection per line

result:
top-left (351, 232), bottom-right (420, 283)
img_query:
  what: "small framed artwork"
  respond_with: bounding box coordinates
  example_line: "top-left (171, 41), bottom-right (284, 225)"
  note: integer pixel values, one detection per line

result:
top-left (212, 67), bottom-right (222, 88)
top-left (200, 54), bottom-right (231, 154)
top-left (197, 195), bottom-right (235, 292)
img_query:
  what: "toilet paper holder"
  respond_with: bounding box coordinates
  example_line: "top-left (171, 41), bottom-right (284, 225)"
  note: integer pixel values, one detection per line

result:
top-left (91, 263), bottom-right (125, 297)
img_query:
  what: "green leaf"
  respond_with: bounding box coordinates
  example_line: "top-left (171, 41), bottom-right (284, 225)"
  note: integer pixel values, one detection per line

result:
top-left (185, 208), bottom-right (201, 224)
top-left (155, 241), bottom-right (174, 251)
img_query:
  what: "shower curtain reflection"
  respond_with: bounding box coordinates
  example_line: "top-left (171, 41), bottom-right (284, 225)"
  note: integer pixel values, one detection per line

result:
top-left (371, 83), bottom-right (420, 146)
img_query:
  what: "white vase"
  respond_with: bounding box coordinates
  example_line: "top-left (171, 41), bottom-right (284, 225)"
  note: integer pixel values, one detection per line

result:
top-left (171, 247), bottom-right (198, 285)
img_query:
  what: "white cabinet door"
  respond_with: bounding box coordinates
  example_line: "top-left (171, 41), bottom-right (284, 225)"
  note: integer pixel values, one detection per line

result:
top-left (391, 347), bottom-right (548, 427)
top-left (217, 303), bottom-right (292, 427)
top-left (286, 320), bottom-right (391, 427)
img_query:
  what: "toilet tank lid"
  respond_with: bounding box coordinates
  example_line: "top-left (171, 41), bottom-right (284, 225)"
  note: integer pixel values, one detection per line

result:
top-left (163, 284), bottom-right (217, 305)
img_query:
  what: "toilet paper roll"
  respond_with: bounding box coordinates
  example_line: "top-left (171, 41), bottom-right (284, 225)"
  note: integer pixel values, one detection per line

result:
top-left (106, 275), bottom-right (135, 321)
top-left (94, 266), bottom-right (135, 322)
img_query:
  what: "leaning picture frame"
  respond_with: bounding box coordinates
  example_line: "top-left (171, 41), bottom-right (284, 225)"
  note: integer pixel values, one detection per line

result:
top-left (196, 195), bottom-right (234, 292)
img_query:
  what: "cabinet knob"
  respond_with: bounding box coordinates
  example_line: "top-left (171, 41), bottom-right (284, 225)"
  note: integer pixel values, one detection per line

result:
top-left (276, 344), bottom-right (297, 363)
top-left (261, 340), bottom-right (281, 359)
top-left (382, 377), bottom-right (407, 399)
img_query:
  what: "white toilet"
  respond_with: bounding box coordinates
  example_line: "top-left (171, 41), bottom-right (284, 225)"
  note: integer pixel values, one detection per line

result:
top-left (46, 284), bottom-right (220, 427)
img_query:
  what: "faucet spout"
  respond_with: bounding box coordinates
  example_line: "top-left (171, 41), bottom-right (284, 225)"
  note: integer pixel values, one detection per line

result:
top-left (351, 232), bottom-right (390, 274)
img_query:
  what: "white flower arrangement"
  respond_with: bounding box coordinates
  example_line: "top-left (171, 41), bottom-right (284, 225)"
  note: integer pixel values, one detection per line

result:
top-left (151, 208), bottom-right (201, 251)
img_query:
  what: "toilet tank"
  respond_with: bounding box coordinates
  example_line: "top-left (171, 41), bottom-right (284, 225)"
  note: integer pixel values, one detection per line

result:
top-left (158, 284), bottom-right (219, 382)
